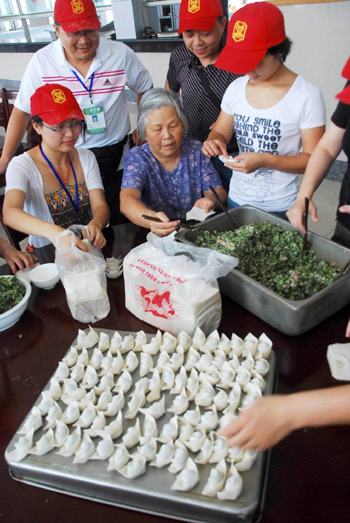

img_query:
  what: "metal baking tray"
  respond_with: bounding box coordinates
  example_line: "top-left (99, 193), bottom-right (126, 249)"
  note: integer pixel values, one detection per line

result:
top-left (5, 329), bottom-right (276, 523)
top-left (176, 206), bottom-right (350, 336)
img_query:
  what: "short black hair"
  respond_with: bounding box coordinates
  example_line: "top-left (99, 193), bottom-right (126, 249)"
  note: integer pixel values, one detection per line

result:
top-left (267, 37), bottom-right (292, 62)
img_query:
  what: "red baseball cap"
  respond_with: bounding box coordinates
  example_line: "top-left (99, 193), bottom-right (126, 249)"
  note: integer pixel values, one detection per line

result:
top-left (341, 56), bottom-right (350, 80)
top-left (336, 83), bottom-right (350, 105)
top-left (54, 0), bottom-right (101, 32)
top-left (178, 0), bottom-right (223, 35)
top-left (30, 84), bottom-right (84, 125)
top-left (215, 2), bottom-right (286, 75)
top-left (335, 56), bottom-right (350, 105)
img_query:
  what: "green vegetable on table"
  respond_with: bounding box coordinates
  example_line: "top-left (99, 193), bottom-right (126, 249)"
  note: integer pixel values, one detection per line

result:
top-left (194, 222), bottom-right (340, 300)
top-left (0, 277), bottom-right (26, 315)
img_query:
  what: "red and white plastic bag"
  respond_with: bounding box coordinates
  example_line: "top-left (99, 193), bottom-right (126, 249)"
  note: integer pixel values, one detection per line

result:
top-left (123, 233), bottom-right (238, 336)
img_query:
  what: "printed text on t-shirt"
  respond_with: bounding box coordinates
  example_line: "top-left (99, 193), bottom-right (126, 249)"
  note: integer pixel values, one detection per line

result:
top-left (234, 114), bottom-right (282, 154)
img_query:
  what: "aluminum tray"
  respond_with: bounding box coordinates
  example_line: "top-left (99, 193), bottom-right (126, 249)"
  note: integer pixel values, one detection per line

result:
top-left (176, 206), bottom-right (350, 336)
top-left (5, 329), bottom-right (276, 523)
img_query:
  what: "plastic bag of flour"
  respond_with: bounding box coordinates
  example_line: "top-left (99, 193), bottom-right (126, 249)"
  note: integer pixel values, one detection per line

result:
top-left (55, 225), bottom-right (110, 323)
top-left (123, 233), bottom-right (238, 336)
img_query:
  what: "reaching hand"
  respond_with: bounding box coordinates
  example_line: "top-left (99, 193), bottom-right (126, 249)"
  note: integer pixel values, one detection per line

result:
top-left (202, 139), bottom-right (228, 158)
top-left (287, 198), bottom-right (318, 234)
top-left (83, 224), bottom-right (106, 248)
top-left (194, 197), bottom-right (215, 213)
top-left (217, 395), bottom-right (295, 451)
top-left (224, 152), bottom-right (264, 174)
top-left (1, 241), bottom-right (37, 273)
top-left (147, 212), bottom-right (180, 237)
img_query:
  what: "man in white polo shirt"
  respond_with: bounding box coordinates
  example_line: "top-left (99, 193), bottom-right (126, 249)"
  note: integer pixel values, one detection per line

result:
top-left (0, 0), bottom-right (153, 224)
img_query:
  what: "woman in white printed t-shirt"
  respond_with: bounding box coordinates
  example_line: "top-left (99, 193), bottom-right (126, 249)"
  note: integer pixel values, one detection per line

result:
top-left (202, 2), bottom-right (325, 218)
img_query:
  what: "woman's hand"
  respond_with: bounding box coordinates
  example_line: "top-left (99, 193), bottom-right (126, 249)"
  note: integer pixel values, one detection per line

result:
top-left (148, 212), bottom-right (180, 237)
top-left (287, 198), bottom-right (318, 234)
top-left (224, 152), bottom-right (265, 174)
top-left (202, 138), bottom-right (228, 159)
top-left (346, 318), bottom-right (350, 337)
top-left (217, 395), bottom-right (295, 451)
top-left (202, 110), bottom-right (234, 158)
top-left (51, 227), bottom-right (89, 253)
top-left (84, 224), bottom-right (106, 249)
top-left (339, 205), bottom-right (350, 214)
top-left (1, 241), bottom-right (37, 274)
top-left (194, 197), bottom-right (215, 213)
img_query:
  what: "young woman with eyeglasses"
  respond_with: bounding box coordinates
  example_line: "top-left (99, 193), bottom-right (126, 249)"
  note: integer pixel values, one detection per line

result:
top-left (3, 84), bottom-right (110, 251)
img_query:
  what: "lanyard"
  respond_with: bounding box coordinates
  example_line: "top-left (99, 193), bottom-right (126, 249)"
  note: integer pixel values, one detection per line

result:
top-left (39, 144), bottom-right (80, 213)
top-left (72, 71), bottom-right (95, 104)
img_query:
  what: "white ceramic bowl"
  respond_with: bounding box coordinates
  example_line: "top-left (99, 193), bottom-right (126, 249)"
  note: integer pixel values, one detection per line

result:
top-left (29, 263), bottom-right (60, 289)
top-left (0, 275), bottom-right (32, 332)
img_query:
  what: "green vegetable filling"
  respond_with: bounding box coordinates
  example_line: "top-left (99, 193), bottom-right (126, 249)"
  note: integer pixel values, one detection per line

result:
top-left (194, 222), bottom-right (340, 300)
top-left (0, 277), bottom-right (26, 314)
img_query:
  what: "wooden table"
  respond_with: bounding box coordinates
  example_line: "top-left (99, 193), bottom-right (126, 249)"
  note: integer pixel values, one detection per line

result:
top-left (1, 223), bottom-right (350, 523)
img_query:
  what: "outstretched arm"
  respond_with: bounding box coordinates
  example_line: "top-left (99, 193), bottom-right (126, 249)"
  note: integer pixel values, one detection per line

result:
top-left (0, 108), bottom-right (31, 174)
top-left (287, 122), bottom-right (344, 233)
top-left (218, 384), bottom-right (350, 451)
top-left (219, 316), bottom-right (350, 452)
top-left (0, 238), bottom-right (37, 273)
top-left (3, 189), bottom-right (87, 251)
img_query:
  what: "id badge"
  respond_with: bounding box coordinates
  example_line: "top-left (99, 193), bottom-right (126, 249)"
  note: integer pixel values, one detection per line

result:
top-left (83, 105), bottom-right (107, 134)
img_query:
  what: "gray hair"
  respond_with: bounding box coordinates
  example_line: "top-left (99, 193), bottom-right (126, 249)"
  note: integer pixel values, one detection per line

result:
top-left (137, 88), bottom-right (189, 141)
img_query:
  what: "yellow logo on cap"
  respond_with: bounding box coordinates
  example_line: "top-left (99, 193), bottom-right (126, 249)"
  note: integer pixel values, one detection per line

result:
top-left (71, 0), bottom-right (84, 15)
top-left (188, 0), bottom-right (200, 14)
top-left (232, 21), bottom-right (247, 42)
top-left (51, 89), bottom-right (67, 104)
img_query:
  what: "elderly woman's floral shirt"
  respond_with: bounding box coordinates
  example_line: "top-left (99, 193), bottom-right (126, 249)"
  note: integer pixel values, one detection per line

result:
top-left (121, 137), bottom-right (222, 219)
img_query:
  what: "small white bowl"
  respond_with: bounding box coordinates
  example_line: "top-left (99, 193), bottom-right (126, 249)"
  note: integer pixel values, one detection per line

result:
top-left (0, 275), bottom-right (32, 332)
top-left (29, 263), bottom-right (60, 289)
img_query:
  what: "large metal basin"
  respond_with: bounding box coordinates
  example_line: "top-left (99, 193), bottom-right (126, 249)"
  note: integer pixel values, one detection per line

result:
top-left (176, 206), bottom-right (350, 336)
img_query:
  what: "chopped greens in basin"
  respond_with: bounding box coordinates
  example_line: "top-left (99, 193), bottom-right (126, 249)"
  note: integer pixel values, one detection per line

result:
top-left (0, 277), bottom-right (26, 315)
top-left (194, 222), bottom-right (340, 300)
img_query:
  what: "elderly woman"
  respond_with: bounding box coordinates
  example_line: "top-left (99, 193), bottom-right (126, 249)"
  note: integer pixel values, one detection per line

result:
top-left (120, 88), bottom-right (226, 236)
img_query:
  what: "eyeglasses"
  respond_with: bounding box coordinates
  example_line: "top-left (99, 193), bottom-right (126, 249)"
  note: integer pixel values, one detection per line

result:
top-left (42, 121), bottom-right (83, 133)
top-left (64, 29), bottom-right (98, 40)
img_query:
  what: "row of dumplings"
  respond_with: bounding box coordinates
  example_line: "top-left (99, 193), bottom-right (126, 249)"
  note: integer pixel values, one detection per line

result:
top-left (7, 327), bottom-right (272, 500)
